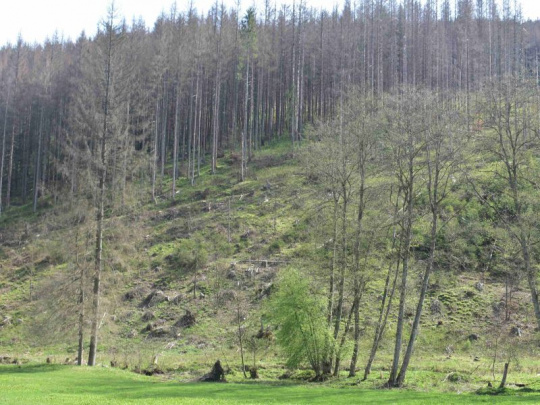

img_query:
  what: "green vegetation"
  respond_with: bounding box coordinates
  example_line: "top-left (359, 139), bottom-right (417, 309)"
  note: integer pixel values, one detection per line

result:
top-left (1, 133), bottom-right (539, 399)
top-left (2, 364), bottom-right (540, 404)
top-left (4, 0), bottom-right (540, 401)
top-left (268, 269), bottom-right (332, 378)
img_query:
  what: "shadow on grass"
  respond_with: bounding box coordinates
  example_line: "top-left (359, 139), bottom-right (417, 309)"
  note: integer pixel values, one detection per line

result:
top-left (476, 386), bottom-right (540, 397)
top-left (517, 388), bottom-right (540, 394)
top-left (0, 364), bottom-right (64, 374)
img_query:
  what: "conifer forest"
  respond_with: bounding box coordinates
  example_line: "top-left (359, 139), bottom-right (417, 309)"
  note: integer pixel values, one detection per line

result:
top-left (3, 1), bottom-right (540, 402)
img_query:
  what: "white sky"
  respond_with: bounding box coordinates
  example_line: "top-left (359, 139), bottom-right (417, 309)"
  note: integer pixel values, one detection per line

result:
top-left (1, 0), bottom-right (540, 46)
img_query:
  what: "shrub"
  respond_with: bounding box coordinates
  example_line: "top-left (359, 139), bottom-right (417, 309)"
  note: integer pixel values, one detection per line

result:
top-left (268, 268), bottom-right (334, 379)
top-left (268, 240), bottom-right (283, 254)
top-left (167, 239), bottom-right (207, 273)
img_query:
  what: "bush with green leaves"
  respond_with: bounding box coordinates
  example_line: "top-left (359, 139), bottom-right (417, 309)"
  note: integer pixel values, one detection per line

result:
top-left (167, 239), bottom-right (208, 273)
top-left (268, 268), bottom-right (334, 379)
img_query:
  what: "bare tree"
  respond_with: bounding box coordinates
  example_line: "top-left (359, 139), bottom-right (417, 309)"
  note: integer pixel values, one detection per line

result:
top-left (73, 4), bottom-right (128, 366)
top-left (386, 87), bottom-right (427, 387)
top-left (476, 77), bottom-right (540, 331)
top-left (0, 85), bottom-right (10, 215)
top-left (396, 94), bottom-right (463, 386)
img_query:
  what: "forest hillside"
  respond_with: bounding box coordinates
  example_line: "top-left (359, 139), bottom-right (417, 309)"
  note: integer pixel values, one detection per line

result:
top-left (2, 0), bottom-right (540, 397)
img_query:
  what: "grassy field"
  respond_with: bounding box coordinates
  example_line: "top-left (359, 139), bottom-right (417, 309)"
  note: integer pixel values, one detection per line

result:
top-left (1, 364), bottom-right (540, 404)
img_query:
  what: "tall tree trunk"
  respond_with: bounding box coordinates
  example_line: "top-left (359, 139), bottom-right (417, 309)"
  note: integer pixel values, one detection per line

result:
top-left (348, 146), bottom-right (368, 377)
top-left (196, 72), bottom-right (202, 178)
top-left (160, 78), bottom-right (168, 181)
top-left (0, 88), bottom-right (9, 215)
top-left (151, 99), bottom-right (158, 203)
top-left (33, 107), bottom-right (44, 213)
top-left (88, 159), bottom-right (105, 366)
top-left (76, 225), bottom-right (85, 366)
top-left (389, 161), bottom-right (414, 387)
top-left (241, 55), bottom-right (249, 182)
top-left (88, 14), bottom-right (115, 366)
top-left (248, 61), bottom-right (254, 160)
top-left (121, 100), bottom-right (130, 206)
top-left (347, 280), bottom-right (366, 377)
top-left (363, 193), bottom-right (402, 380)
top-left (397, 209), bottom-right (437, 386)
top-left (327, 196), bottom-right (339, 325)
top-left (322, 195), bottom-right (339, 375)
top-left (290, 3), bottom-right (297, 150)
top-left (172, 85), bottom-right (180, 199)
top-left (237, 303), bottom-right (247, 378)
top-left (334, 299), bottom-right (356, 377)
top-left (6, 124), bottom-right (15, 209)
top-left (364, 245), bottom-right (400, 380)
top-left (212, 64), bottom-right (221, 174)
top-left (6, 41), bottom-right (20, 210)
top-left (332, 89), bottom-right (347, 372)
top-left (191, 66), bottom-right (200, 186)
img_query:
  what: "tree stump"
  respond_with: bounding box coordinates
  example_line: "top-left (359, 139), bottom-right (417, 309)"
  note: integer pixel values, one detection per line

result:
top-left (200, 360), bottom-right (226, 382)
top-left (249, 367), bottom-right (259, 379)
top-left (499, 362), bottom-right (509, 388)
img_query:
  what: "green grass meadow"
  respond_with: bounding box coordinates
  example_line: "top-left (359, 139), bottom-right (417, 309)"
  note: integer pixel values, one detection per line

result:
top-left (1, 365), bottom-right (540, 404)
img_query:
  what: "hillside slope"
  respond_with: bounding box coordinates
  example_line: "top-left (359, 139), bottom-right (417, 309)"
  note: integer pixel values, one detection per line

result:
top-left (0, 140), bottom-right (538, 391)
